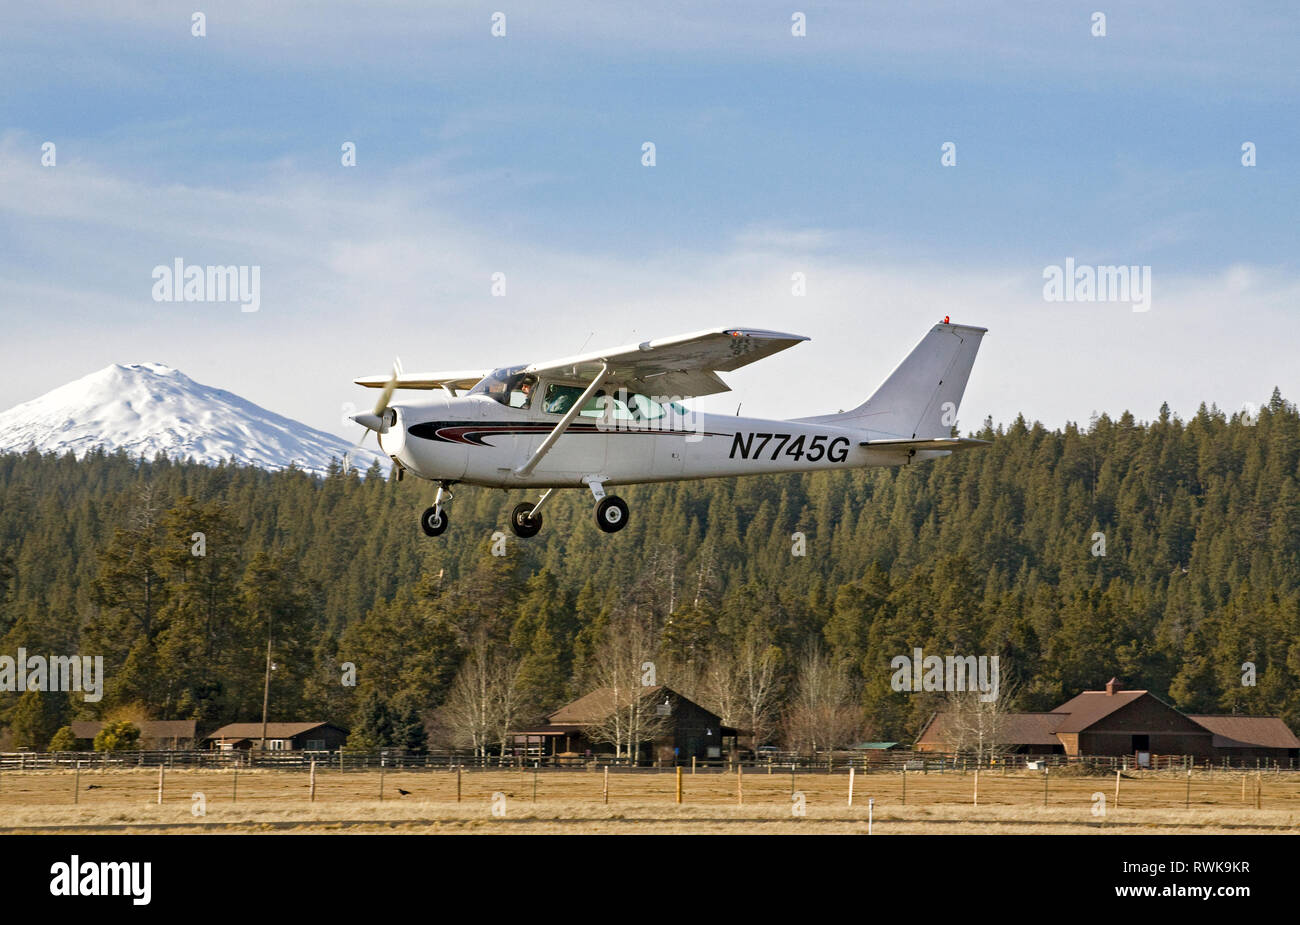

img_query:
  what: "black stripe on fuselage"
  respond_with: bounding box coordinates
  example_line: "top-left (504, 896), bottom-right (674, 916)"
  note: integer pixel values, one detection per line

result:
top-left (406, 421), bottom-right (724, 447)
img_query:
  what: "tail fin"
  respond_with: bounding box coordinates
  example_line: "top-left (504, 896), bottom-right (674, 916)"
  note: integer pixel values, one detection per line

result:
top-left (798, 322), bottom-right (986, 438)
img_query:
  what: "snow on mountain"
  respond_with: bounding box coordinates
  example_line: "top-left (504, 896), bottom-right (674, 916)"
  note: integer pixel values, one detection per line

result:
top-left (0, 362), bottom-right (387, 476)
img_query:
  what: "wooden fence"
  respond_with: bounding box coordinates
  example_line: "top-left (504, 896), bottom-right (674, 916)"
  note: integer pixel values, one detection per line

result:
top-left (1, 748), bottom-right (1293, 773)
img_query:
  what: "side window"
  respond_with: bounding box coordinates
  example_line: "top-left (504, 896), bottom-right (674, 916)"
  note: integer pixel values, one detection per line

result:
top-left (584, 393), bottom-right (634, 421)
top-left (541, 385), bottom-right (648, 420)
top-left (543, 383), bottom-right (583, 414)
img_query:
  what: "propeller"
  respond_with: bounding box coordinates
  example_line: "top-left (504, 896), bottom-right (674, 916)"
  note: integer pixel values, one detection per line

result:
top-left (344, 358), bottom-right (401, 471)
top-left (350, 358), bottom-right (402, 433)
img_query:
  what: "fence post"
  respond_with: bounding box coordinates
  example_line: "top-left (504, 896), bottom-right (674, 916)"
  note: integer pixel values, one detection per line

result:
top-left (737, 764), bottom-right (743, 806)
top-left (973, 768), bottom-right (979, 807)
top-left (675, 766), bottom-right (683, 804)
top-left (157, 765), bottom-right (164, 805)
top-left (309, 759), bottom-right (316, 802)
top-left (1043, 766), bottom-right (1049, 806)
top-left (74, 760), bottom-right (80, 804)
top-left (379, 763), bottom-right (385, 802)
top-left (233, 767), bottom-right (238, 804)
top-left (603, 766), bottom-right (609, 804)
top-left (1185, 767), bottom-right (1191, 808)
top-left (691, 756), bottom-right (695, 775)
top-left (1115, 768), bottom-right (1121, 808)
top-left (848, 767), bottom-right (854, 807)
top-left (457, 765), bottom-right (462, 803)
top-left (901, 767), bottom-right (906, 805)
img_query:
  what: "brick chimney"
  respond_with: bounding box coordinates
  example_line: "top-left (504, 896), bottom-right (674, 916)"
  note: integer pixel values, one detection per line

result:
top-left (1105, 677), bottom-right (1119, 696)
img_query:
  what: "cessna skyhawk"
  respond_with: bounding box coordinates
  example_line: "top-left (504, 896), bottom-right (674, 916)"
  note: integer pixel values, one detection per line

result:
top-left (351, 319), bottom-right (988, 537)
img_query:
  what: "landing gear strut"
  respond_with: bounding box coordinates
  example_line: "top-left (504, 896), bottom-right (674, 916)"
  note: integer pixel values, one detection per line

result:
top-left (420, 482), bottom-right (453, 537)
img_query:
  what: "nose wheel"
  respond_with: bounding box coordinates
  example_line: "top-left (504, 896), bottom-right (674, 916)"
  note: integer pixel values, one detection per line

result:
top-left (595, 495), bottom-right (629, 533)
top-left (420, 482), bottom-right (453, 537)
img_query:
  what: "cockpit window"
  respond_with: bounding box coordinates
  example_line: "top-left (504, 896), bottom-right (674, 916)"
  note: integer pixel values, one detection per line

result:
top-left (469, 366), bottom-right (536, 409)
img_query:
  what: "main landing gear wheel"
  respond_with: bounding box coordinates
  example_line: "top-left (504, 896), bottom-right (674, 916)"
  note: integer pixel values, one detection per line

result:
top-left (595, 495), bottom-right (629, 533)
top-left (511, 502), bottom-right (543, 538)
top-left (420, 506), bottom-right (449, 537)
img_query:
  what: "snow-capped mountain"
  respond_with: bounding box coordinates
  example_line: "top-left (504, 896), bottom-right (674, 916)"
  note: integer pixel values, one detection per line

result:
top-left (0, 362), bottom-right (386, 476)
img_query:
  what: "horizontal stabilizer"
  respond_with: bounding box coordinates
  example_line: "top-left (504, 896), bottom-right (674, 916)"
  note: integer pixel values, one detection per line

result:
top-left (859, 436), bottom-right (991, 452)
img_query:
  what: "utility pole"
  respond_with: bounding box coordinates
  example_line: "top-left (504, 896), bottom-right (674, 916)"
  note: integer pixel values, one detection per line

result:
top-left (259, 609), bottom-right (274, 752)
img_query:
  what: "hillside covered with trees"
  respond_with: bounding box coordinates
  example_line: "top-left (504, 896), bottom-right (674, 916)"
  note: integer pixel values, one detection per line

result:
top-left (1, 391), bottom-right (1298, 751)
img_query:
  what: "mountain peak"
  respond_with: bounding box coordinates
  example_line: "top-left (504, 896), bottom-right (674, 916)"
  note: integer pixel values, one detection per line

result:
top-left (0, 364), bottom-right (385, 476)
top-left (113, 361), bottom-right (180, 375)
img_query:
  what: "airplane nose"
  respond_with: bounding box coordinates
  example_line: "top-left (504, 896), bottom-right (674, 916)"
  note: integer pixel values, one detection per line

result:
top-left (350, 411), bottom-right (384, 432)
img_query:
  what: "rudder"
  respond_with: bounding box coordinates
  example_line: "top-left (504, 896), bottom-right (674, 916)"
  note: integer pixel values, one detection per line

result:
top-left (799, 322), bottom-right (986, 439)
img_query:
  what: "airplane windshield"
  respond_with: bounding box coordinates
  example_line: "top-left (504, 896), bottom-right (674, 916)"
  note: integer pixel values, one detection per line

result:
top-left (469, 366), bottom-right (537, 409)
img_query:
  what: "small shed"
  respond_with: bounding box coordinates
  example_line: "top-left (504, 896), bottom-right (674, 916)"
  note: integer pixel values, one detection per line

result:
top-left (205, 722), bottom-right (348, 751)
top-left (70, 720), bottom-right (198, 749)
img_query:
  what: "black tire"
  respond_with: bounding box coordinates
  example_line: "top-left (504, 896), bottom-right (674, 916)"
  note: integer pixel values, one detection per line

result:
top-left (511, 502), bottom-right (542, 538)
top-left (420, 506), bottom-right (448, 537)
top-left (595, 495), bottom-right (629, 533)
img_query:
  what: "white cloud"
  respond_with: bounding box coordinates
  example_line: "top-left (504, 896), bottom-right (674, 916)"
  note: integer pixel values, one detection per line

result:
top-left (1, 140), bottom-right (1297, 442)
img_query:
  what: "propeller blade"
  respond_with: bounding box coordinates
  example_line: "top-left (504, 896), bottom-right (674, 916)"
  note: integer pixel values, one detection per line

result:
top-left (342, 427), bottom-right (370, 472)
top-left (373, 363), bottom-right (399, 417)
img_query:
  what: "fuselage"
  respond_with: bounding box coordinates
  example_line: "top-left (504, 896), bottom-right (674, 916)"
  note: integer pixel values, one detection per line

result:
top-left (379, 393), bottom-right (947, 489)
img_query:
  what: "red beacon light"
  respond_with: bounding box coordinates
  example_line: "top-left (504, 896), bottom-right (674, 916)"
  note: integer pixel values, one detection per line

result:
top-left (942, 315), bottom-right (950, 324)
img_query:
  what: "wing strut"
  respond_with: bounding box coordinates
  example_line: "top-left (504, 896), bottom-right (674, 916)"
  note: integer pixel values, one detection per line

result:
top-left (514, 362), bottom-right (609, 477)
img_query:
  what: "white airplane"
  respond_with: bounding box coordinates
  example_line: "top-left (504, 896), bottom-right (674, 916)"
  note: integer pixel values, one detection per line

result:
top-left (350, 319), bottom-right (988, 537)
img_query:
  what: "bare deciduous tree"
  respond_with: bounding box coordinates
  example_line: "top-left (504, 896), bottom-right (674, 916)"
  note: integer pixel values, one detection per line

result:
top-left (697, 632), bottom-right (783, 750)
top-left (938, 679), bottom-right (1018, 765)
top-left (783, 643), bottom-right (860, 754)
top-left (440, 631), bottom-right (522, 758)
top-left (582, 614), bottom-right (669, 762)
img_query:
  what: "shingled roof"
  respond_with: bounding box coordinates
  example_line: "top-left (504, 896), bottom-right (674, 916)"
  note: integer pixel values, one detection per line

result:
top-left (1188, 715), bottom-right (1300, 750)
top-left (1050, 689), bottom-right (1158, 733)
top-left (70, 720), bottom-right (196, 740)
top-left (916, 711), bottom-right (1068, 747)
top-left (206, 722), bottom-right (341, 740)
top-left (548, 686), bottom-right (666, 725)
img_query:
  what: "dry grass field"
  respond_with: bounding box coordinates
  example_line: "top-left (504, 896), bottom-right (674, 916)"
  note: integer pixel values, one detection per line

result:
top-left (0, 765), bottom-right (1297, 833)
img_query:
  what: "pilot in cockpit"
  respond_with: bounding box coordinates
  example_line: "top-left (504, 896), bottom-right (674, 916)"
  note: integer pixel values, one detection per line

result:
top-left (506, 373), bottom-right (536, 409)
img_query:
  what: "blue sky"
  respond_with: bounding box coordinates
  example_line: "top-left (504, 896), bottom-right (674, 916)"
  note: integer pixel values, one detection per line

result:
top-left (1, 1), bottom-right (1297, 437)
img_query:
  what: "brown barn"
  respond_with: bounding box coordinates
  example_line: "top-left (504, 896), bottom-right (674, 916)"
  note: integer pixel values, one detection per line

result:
top-left (511, 686), bottom-right (737, 763)
top-left (205, 722), bottom-right (348, 752)
top-left (915, 678), bottom-right (1300, 764)
top-left (70, 720), bottom-right (197, 749)
top-left (1050, 684), bottom-right (1213, 758)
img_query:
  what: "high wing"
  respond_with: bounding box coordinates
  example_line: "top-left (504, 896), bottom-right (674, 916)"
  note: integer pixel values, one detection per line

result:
top-left (354, 369), bottom-right (491, 392)
top-left (525, 327), bottom-right (809, 398)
